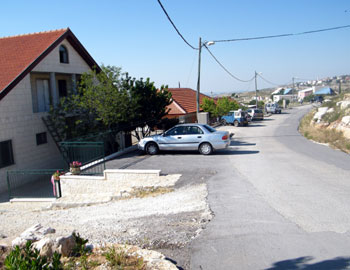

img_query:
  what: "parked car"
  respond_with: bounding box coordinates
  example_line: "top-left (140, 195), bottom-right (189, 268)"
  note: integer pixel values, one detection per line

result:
top-left (265, 103), bottom-right (282, 114)
top-left (138, 124), bottom-right (231, 155)
top-left (221, 110), bottom-right (249, 127)
top-left (246, 108), bottom-right (264, 120)
top-left (245, 112), bottom-right (252, 122)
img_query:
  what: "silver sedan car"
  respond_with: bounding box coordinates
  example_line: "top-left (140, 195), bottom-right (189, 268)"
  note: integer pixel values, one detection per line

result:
top-left (138, 123), bottom-right (230, 155)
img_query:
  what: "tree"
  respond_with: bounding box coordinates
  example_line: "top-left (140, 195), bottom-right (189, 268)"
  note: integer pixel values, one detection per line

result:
top-left (201, 97), bottom-right (217, 116)
top-left (49, 65), bottom-right (172, 140)
top-left (216, 97), bottom-right (239, 116)
top-left (201, 97), bottom-right (239, 117)
top-left (248, 99), bottom-right (265, 109)
top-left (121, 74), bottom-right (172, 140)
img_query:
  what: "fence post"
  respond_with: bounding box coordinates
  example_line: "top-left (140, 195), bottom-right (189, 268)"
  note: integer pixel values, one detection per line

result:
top-left (54, 180), bottom-right (62, 198)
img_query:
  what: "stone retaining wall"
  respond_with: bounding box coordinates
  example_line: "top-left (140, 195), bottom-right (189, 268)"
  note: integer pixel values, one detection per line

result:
top-left (59, 169), bottom-right (161, 198)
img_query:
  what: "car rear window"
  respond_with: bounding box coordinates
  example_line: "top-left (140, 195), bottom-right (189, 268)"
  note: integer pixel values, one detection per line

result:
top-left (203, 125), bottom-right (216, 133)
top-left (256, 109), bottom-right (263, 113)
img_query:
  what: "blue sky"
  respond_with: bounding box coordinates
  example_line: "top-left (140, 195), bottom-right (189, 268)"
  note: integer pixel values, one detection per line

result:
top-left (1, 0), bottom-right (350, 94)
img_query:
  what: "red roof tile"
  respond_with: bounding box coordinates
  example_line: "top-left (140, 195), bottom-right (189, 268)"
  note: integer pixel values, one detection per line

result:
top-left (0, 28), bottom-right (100, 101)
top-left (0, 29), bottom-right (67, 93)
top-left (167, 88), bottom-right (210, 115)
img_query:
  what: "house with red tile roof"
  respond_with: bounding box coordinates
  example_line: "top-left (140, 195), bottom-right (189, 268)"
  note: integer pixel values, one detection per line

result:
top-left (0, 28), bottom-right (99, 193)
top-left (166, 88), bottom-right (210, 123)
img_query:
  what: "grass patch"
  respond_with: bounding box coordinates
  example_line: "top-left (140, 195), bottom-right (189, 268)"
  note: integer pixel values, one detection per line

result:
top-left (0, 235), bottom-right (149, 270)
top-left (299, 110), bottom-right (350, 153)
top-left (129, 186), bottom-right (174, 198)
top-left (103, 246), bottom-right (145, 270)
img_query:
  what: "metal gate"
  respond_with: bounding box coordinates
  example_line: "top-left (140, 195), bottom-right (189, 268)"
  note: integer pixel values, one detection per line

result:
top-left (59, 141), bottom-right (106, 175)
top-left (7, 170), bottom-right (62, 200)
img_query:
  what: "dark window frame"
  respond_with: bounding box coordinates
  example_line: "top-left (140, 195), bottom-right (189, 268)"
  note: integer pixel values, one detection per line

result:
top-left (36, 132), bottom-right (48, 145)
top-left (58, 79), bottom-right (68, 97)
top-left (0, 140), bottom-right (14, 169)
top-left (59, 45), bottom-right (69, 64)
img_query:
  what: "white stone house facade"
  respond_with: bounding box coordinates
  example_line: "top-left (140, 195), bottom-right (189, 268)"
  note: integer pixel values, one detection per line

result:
top-left (0, 29), bottom-right (100, 193)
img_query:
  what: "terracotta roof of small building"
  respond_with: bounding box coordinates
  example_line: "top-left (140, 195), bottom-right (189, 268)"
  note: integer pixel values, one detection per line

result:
top-left (167, 88), bottom-right (209, 115)
top-left (0, 28), bottom-right (100, 101)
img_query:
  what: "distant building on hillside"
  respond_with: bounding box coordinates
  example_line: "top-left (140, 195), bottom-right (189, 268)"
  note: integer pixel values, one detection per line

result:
top-left (314, 87), bottom-right (335, 95)
top-left (298, 87), bottom-right (315, 100)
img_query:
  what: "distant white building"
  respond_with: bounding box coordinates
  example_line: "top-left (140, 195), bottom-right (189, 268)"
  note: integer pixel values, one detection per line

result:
top-left (273, 94), bottom-right (298, 103)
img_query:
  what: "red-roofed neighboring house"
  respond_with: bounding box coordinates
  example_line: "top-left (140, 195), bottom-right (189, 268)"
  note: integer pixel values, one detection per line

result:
top-left (0, 28), bottom-right (99, 194)
top-left (166, 88), bottom-right (210, 123)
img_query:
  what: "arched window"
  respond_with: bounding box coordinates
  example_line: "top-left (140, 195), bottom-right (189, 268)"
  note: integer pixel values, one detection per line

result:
top-left (59, 45), bottom-right (69, 63)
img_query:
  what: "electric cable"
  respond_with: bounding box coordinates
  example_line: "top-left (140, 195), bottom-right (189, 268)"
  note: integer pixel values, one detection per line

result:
top-left (213, 24), bottom-right (350, 43)
top-left (156, 0), bottom-right (198, 50)
top-left (257, 74), bottom-right (283, 86)
top-left (204, 45), bottom-right (255, 82)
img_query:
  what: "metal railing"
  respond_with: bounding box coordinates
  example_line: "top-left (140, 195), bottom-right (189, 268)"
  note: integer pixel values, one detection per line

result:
top-left (7, 170), bottom-right (62, 199)
top-left (59, 141), bottom-right (105, 175)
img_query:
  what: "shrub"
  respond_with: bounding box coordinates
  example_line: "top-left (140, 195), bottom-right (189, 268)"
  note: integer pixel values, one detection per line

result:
top-left (71, 232), bottom-right (89, 257)
top-left (4, 241), bottom-right (62, 270)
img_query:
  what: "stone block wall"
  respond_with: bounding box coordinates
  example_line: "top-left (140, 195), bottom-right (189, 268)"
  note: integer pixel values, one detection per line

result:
top-left (59, 169), bottom-right (162, 198)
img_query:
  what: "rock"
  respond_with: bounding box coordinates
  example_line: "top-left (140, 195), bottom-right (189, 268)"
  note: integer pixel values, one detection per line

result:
top-left (12, 237), bottom-right (27, 247)
top-left (32, 238), bottom-right (55, 257)
top-left (342, 116), bottom-right (350, 126)
top-left (340, 101), bottom-right (350, 110)
top-left (55, 235), bottom-right (76, 257)
top-left (327, 108), bottom-right (334, 113)
top-left (12, 224), bottom-right (56, 248)
top-left (313, 107), bottom-right (328, 121)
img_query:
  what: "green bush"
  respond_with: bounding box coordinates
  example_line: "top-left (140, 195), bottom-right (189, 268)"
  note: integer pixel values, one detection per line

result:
top-left (322, 106), bottom-right (345, 124)
top-left (4, 241), bottom-right (62, 270)
top-left (71, 232), bottom-right (89, 257)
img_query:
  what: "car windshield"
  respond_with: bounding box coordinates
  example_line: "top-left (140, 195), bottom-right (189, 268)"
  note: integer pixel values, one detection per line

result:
top-left (203, 125), bottom-right (216, 133)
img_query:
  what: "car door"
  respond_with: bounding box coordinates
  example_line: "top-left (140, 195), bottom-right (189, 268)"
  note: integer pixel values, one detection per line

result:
top-left (157, 126), bottom-right (186, 150)
top-left (180, 126), bottom-right (204, 150)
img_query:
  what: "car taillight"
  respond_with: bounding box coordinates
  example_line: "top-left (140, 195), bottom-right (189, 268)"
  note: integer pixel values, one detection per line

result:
top-left (222, 135), bottom-right (228, 140)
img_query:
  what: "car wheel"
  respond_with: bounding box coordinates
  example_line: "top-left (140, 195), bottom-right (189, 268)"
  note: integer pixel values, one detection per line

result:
top-left (145, 142), bottom-right (159, 155)
top-left (234, 120), bottom-right (239, 127)
top-left (199, 142), bottom-right (213, 155)
top-left (221, 119), bottom-right (227, 126)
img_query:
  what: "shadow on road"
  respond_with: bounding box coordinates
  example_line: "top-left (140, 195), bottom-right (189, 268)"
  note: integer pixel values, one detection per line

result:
top-left (265, 256), bottom-right (350, 270)
top-left (247, 124), bottom-right (266, 127)
top-left (261, 118), bottom-right (274, 121)
top-left (218, 149), bottom-right (259, 155)
top-left (230, 140), bottom-right (256, 146)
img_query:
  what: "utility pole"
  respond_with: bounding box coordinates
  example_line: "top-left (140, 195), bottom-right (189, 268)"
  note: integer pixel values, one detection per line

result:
top-left (255, 71), bottom-right (258, 108)
top-left (196, 37), bottom-right (202, 122)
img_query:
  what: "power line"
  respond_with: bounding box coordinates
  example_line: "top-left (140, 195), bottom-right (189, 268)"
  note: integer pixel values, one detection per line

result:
top-left (213, 24), bottom-right (350, 43)
top-left (257, 74), bottom-right (283, 86)
top-left (203, 45), bottom-right (255, 82)
top-left (156, 0), bottom-right (198, 50)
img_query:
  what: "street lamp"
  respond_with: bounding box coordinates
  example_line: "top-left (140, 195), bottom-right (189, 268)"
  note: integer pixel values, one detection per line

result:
top-left (196, 37), bottom-right (215, 122)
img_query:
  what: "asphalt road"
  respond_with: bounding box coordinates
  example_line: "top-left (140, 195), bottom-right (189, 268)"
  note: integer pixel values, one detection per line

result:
top-left (191, 105), bottom-right (350, 270)
top-left (107, 105), bottom-right (350, 269)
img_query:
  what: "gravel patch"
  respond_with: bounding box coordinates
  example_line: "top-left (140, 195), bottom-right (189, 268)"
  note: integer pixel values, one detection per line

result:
top-left (0, 183), bottom-right (212, 269)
